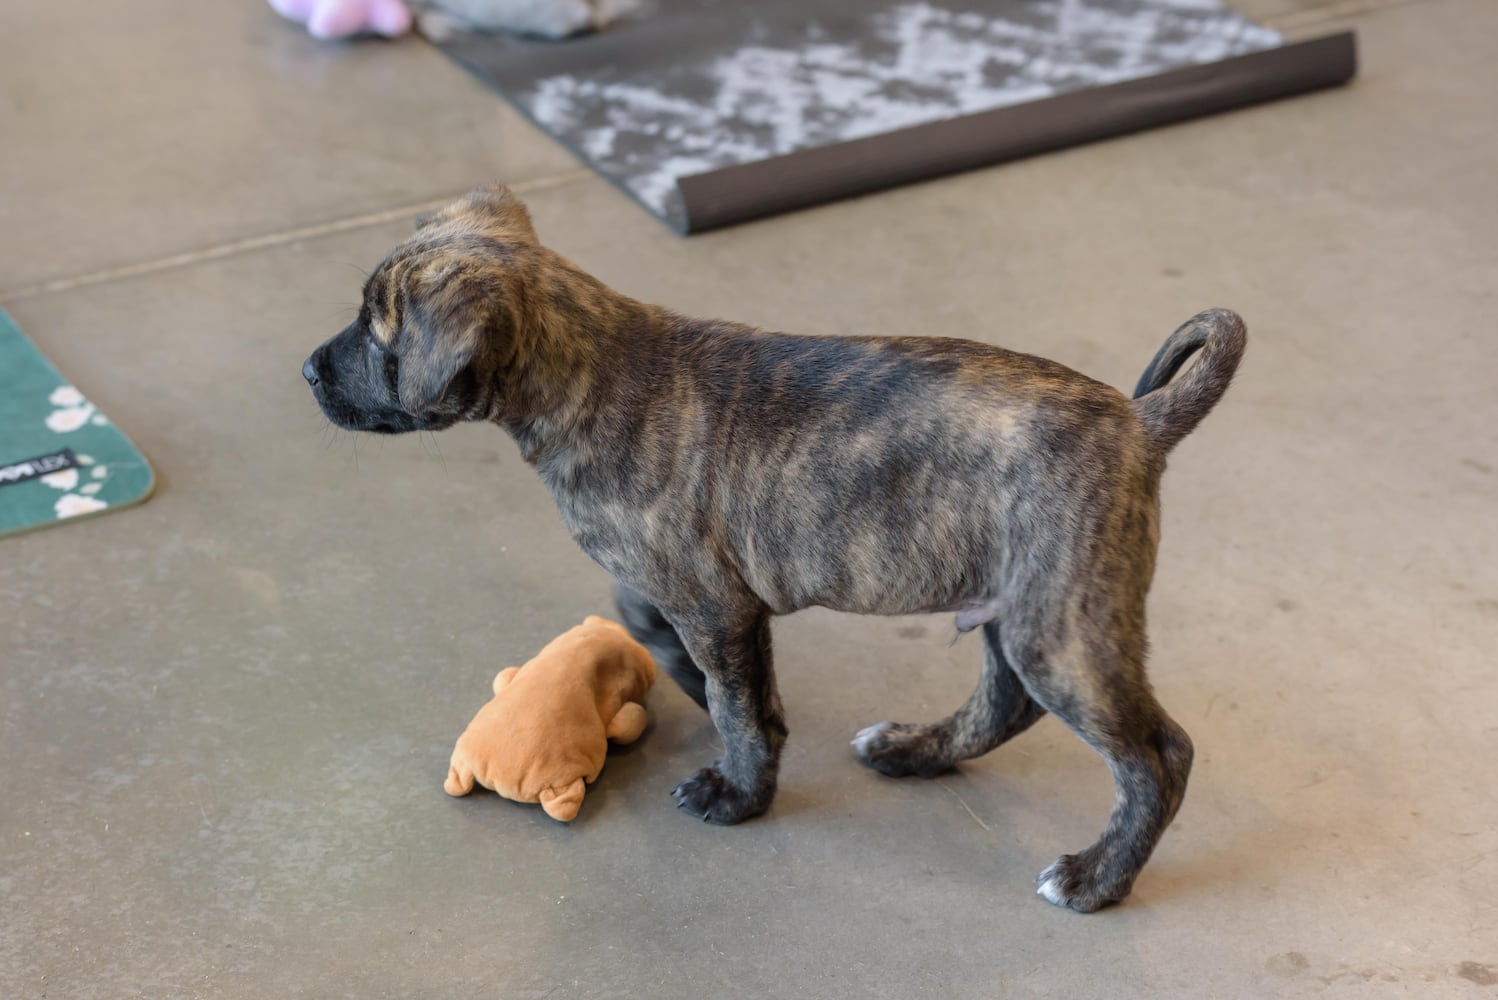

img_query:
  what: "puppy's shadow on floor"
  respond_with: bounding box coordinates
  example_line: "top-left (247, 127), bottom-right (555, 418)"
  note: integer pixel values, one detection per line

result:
top-left (1128, 824), bottom-right (1290, 909)
top-left (593, 710), bottom-right (824, 823)
top-left (1123, 764), bottom-right (1420, 910)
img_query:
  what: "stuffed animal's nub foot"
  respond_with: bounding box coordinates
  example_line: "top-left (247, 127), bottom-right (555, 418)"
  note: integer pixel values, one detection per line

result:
top-left (538, 777), bottom-right (586, 822)
top-left (606, 702), bottom-right (649, 744)
top-left (444, 763), bottom-right (474, 797)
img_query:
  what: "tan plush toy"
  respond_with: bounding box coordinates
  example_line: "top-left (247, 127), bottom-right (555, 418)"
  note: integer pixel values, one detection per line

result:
top-left (443, 616), bottom-right (657, 822)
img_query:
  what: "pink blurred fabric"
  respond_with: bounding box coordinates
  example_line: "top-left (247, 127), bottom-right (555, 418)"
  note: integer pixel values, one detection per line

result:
top-left (267, 0), bottom-right (413, 39)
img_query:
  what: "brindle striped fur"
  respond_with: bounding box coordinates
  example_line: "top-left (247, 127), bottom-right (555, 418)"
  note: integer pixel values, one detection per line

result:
top-left (303, 186), bottom-right (1247, 912)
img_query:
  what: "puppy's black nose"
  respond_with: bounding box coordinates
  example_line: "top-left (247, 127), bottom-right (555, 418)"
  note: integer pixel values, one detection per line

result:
top-left (302, 358), bottom-right (319, 386)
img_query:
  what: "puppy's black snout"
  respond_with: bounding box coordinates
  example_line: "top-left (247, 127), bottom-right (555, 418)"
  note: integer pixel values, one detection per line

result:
top-left (302, 358), bottom-right (319, 387)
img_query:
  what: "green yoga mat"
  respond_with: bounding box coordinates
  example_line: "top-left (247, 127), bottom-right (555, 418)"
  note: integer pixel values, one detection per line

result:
top-left (0, 309), bottom-right (154, 538)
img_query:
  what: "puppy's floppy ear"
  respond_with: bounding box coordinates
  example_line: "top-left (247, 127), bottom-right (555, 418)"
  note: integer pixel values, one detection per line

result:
top-left (396, 297), bottom-right (480, 414)
top-left (415, 185), bottom-right (538, 243)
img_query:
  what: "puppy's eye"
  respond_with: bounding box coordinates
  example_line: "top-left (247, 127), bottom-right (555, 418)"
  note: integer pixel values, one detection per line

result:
top-left (362, 329), bottom-right (400, 392)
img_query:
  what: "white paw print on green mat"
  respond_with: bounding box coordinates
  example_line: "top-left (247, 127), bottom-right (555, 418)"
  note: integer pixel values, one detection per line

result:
top-left (45, 385), bottom-right (110, 433)
top-left (39, 384), bottom-right (111, 519)
top-left (41, 454), bottom-right (109, 518)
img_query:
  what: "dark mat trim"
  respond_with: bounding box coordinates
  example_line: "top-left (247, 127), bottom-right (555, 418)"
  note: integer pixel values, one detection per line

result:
top-left (676, 32), bottom-right (1357, 233)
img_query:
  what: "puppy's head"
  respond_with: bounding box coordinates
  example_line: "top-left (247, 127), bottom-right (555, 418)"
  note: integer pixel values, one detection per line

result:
top-left (302, 186), bottom-right (537, 434)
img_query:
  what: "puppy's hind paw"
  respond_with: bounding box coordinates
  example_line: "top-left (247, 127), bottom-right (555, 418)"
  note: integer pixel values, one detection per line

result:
top-left (671, 766), bottom-right (770, 825)
top-left (852, 721), bottom-right (950, 778)
top-left (1035, 853), bottom-right (1130, 913)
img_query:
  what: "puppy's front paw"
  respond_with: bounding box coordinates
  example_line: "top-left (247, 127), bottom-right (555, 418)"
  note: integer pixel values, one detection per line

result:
top-left (852, 721), bottom-right (949, 778)
top-left (1035, 853), bottom-right (1129, 913)
top-left (671, 766), bottom-right (770, 825)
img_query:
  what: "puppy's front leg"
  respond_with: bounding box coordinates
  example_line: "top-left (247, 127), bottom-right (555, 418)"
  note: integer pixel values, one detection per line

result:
top-left (614, 583), bottom-right (709, 711)
top-left (668, 606), bottom-right (786, 824)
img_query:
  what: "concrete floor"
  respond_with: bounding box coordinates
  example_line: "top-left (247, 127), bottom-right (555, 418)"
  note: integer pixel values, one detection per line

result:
top-left (2, 0), bottom-right (1495, 996)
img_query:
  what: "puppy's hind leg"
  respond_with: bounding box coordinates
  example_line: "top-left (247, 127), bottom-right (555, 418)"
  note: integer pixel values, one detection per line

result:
top-left (854, 622), bottom-right (1045, 777)
top-left (615, 582), bottom-right (710, 710)
top-left (1008, 610), bottom-right (1193, 913)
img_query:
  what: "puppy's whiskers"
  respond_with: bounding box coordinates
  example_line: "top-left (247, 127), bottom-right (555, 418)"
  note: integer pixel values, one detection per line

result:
top-left (420, 431), bottom-right (449, 475)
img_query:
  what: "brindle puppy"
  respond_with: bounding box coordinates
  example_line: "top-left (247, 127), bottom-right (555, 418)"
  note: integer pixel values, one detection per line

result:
top-left (303, 186), bottom-right (1246, 912)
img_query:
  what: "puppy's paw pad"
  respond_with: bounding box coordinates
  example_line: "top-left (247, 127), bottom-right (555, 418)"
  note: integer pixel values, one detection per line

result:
top-left (852, 721), bottom-right (946, 778)
top-left (1035, 855), bottom-right (1125, 913)
top-left (671, 766), bottom-right (765, 825)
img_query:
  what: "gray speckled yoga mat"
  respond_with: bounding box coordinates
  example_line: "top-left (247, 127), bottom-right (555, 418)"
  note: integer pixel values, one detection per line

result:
top-left (436, 0), bottom-right (1356, 233)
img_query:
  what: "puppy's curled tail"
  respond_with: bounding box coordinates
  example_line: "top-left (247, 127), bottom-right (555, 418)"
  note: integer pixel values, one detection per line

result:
top-left (1132, 309), bottom-right (1247, 453)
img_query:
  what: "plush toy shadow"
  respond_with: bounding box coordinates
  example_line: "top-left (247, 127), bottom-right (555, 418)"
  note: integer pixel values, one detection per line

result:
top-left (444, 616), bottom-right (657, 822)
